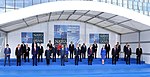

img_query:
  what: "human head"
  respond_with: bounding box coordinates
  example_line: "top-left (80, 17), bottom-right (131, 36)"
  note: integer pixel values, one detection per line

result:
top-left (6, 44), bottom-right (9, 48)
top-left (71, 41), bottom-right (73, 44)
top-left (94, 41), bottom-right (96, 44)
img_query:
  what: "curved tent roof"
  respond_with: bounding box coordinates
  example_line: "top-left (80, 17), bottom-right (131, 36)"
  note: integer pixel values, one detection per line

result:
top-left (0, 1), bottom-right (150, 34)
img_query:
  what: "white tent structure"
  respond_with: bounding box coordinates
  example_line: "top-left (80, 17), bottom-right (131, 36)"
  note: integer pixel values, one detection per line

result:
top-left (0, 1), bottom-right (150, 63)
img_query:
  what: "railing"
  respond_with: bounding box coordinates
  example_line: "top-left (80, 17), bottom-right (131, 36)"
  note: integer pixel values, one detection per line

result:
top-left (0, 0), bottom-right (150, 16)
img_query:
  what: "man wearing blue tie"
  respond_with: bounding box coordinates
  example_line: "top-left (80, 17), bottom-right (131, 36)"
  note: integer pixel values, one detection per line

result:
top-left (4, 44), bottom-right (11, 66)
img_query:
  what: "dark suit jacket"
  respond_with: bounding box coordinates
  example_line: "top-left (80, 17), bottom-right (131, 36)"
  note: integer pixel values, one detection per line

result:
top-left (32, 47), bottom-right (38, 56)
top-left (105, 44), bottom-right (110, 52)
top-left (26, 47), bottom-right (30, 55)
top-left (15, 48), bottom-right (22, 56)
top-left (112, 48), bottom-right (117, 56)
top-left (88, 48), bottom-right (93, 56)
top-left (123, 45), bottom-right (128, 54)
top-left (92, 44), bottom-right (98, 52)
top-left (126, 48), bottom-right (132, 56)
top-left (38, 46), bottom-right (44, 54)
top-left (81, 45), bottom-right (87, 53)
top-left (45, 50), bottom-right (51, 59)
top-left (117, 45), bottom-right (121, 53)
top-left (69, 44), bottom-right (74, 52)
top-left (136, 48), bottom-right (142, 56)
top-left (4, 48), bottom-right (11, 56)
top-left (74, 48), bottom-right (79, 56)
top-left (21, 44), bottom-right (26, 53)
top-left (61, 48), bottom-right (66, 57)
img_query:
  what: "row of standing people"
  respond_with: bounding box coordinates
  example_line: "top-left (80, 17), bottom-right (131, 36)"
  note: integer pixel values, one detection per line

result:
top-left (101, 42), bottom-right (143, 65)
top-left (4, 40), bottom-right (142, 66)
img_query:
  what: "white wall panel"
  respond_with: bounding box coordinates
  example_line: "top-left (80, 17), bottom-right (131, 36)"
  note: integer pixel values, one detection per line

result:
top-left (7, 21), bottom-right (119, 58)
top-left (121, 32), bottom-right (139, 42)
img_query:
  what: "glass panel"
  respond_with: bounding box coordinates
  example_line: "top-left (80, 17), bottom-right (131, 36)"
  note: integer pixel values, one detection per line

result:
top-left (134, 1), bottom-right (138, 10)
top-left (143, 3), bottom-right (148, 11)
top-left (41, 0), bottom-right (48, 3)
top-left (144, 0), bottom-right (149, 2)
top-left (33, 0), bottom-right (40, 5)
top-left (6, 0), bottom-right (15, 8)
top-left (128, 1), bottom-right (133, 9)
top-left (16, 0), bottom-right (23, 8)
top-left (138, 2), bottom-right (143, 11)
top-left (0, 8), bottom-right (5, 14)
top-left (148, 3), bottom-right (150, 11)
top-left (123, 0), bottom-right (128, 8)
top-left (112, 0), bottom-right (117, 4)
top-left (0, 0), bottom-right (5, 7)
top-left (118, 0), bottom-right (123, 6)
top-left (107, 0), bottom-right (112, 3)
top-left (24, 0), bottom-right (32, 7)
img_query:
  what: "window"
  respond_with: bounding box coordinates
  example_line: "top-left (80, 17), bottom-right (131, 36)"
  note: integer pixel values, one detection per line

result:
top-left (128, 1), bottom-right (133, 9)
top-left (147, 3), bottom-right (150, 11)
top-left (134, 1), bottom-right (138, 10)
top-left (123, 0), bottom-right (128, 8)
top-left (118, 0), bottom-right (123, 6)
top-left (6, 0), bottom-right (15, 9)
top-left (24, 0), bottom-right (32, 7)
top-left (0, 0), bottom-right (5, 7)
top-left (143, 3), bottom-right (148, 11)
top-left (138, 2), bottom-right (143, 11)
top-left (33, 0), bottom-right (40, 5)
top-left (112, 0), bottom-right (117, 5)
top-left (16, 0), bottom-right (23, 8)
top-left (41, 0), bottom-right (49, 3)
top-left (0, 8), bottom-right (5, 14)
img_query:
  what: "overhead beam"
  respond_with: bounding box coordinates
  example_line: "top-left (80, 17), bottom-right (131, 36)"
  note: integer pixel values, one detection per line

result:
top-left (48, 12), bottom-right (52, 22)
top-left (22, 19), bottom-right (29, 26)
top-left (57, 11), bottom-right (64, 20)
top-left (75, 10), bottom-right (90, 21)
top-left (85, 12), bottom-right (104, 22)
top-left (36, 15), bottom-right (39, 24)
top-left (66, 10), bottom-right (76, 20)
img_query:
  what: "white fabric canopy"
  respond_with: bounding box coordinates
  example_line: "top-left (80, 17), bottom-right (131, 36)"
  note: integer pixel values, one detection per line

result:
top-left (0, 1), bottom-right (150, 34)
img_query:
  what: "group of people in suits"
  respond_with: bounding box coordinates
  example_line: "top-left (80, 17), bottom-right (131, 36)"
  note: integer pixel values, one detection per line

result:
top-left (100, 42), bottom-right (143, 65)
top-left (3, 40), bottom-right (143, 66)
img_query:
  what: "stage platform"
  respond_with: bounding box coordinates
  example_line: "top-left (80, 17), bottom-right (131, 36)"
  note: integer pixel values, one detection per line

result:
top-left (0, 58), bottom-right (150, 77)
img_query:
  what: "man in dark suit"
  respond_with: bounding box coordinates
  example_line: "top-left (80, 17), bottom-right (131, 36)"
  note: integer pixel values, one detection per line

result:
top-left (38, 43), bottom-right (44, 62)
top-left (32, 43), bottom-right (38, 66)
top-left (69, 41), bottom-right (74, 59)
top-left (112, 45), bottom-right (117, 64)
top-left (126, 45), bottom-right (132, 65)
top-left (15, 44), bottom-right (22, 66)
top-left (25, 44), bottom-right (30, 62)
top-left (105, 42), bottom-right (110, 59)
top-left (52, 45), bottom-right (57, 62)
top-left (136, 44), bottom-right (142, 64)
top-left (45, 46), bottom-right (52, 65)
top-left (75, 46), bottom-right (79, 65)
top-left (123, 43), bottom-right (128, 61)
top-left (81, 43), bottom-right (87, 59)
top-left (88, 45), bottom-right (93, 65)
top-left (93, 41), bottom-right (98, 59)
top-left (47, 40), bottom-right (53, 50)
top-left (78, 44), bottom-right (82, 62)
top-left (21, 41), bottom-right (26, 62)
top-left (116, 42), bottom-right (121, 61)
top-left (4, 44), bottom-right (11, 66)
top-left (61, 45), bottom-right (65, 66)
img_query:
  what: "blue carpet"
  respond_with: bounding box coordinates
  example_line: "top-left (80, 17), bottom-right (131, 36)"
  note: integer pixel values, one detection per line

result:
top-left (0, 58), bottom-right (149, 77)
